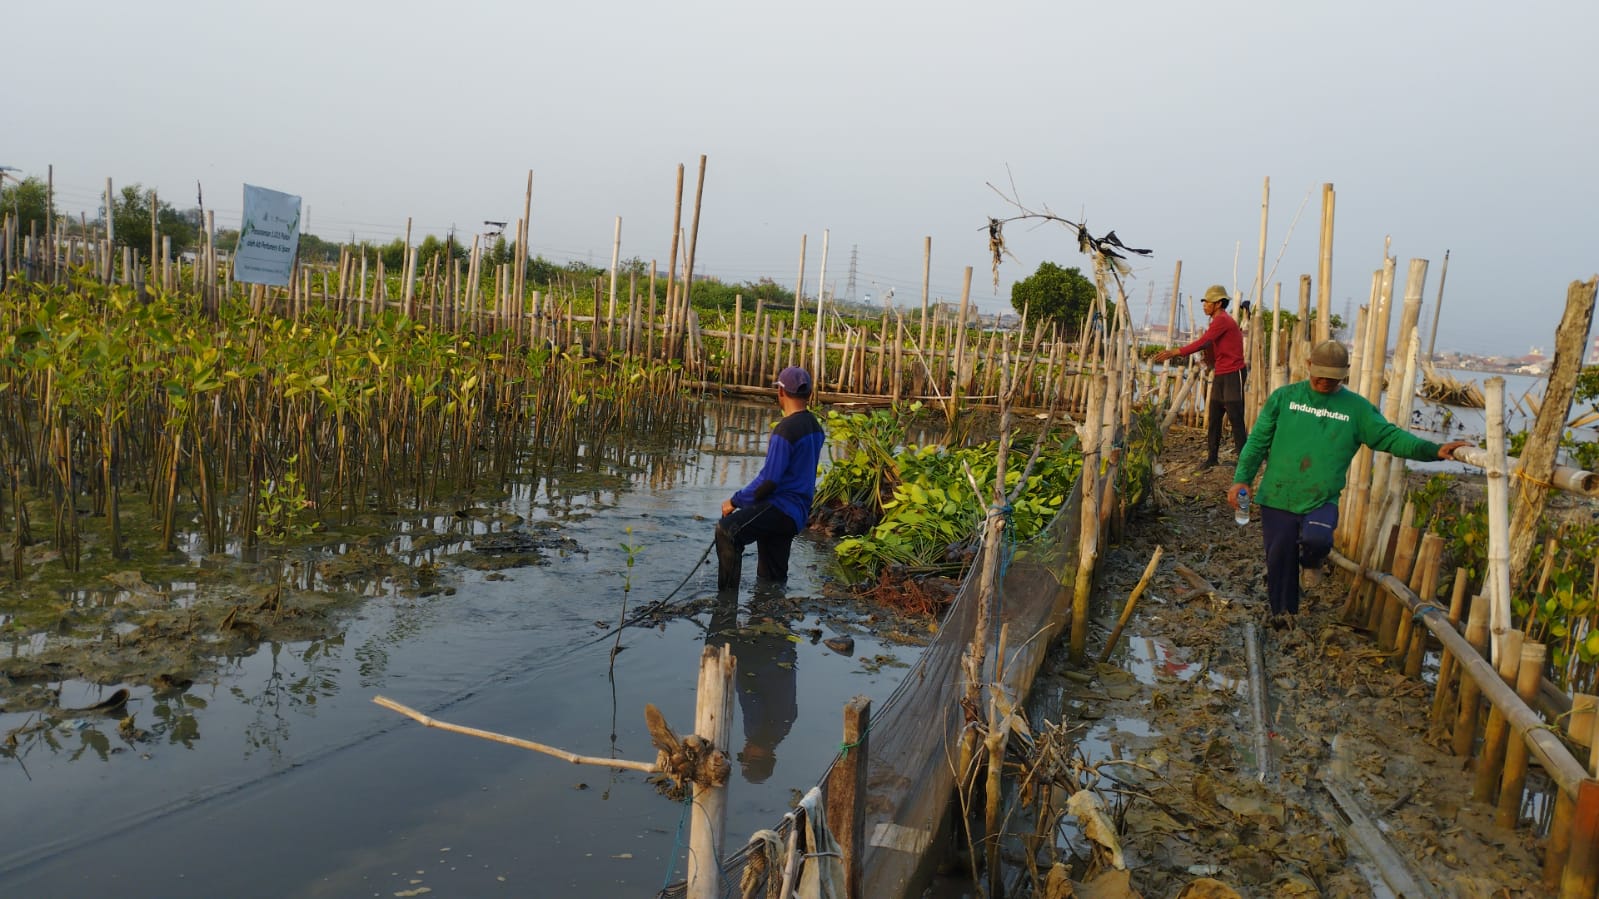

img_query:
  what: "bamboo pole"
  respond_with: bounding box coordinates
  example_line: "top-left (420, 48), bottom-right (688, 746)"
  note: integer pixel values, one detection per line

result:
top-left (1547, 782), bottom-right (1578, 892)
top-left (103, 177), bottom-right (115, 283)
top-left (1166, 260), bottom-right (1182, 349)
top-left (1099, 546), bottom-right (1163, 663)
top-left (1496, 641), bottom-right (1547, 828)
top-left (1430, 569), bottom-right (1473, 733)
top-left (1453, 595), bottom-right (1491, 757)
top-left (812, 229), bottom-right (830, 383)
top-left (1484, 378), bottom-right (1512, 663)
top-left (1071, 373), bottom-right (1105, 661)
top-left (1254, 177), bottom-right (1269, 311)
top-left (606, 216), bottom-right (622, 353)
top-left (664, 165), bottom-right (684, 358)
top-left (687, 644), bottom-right (735, 899)
top-left (1401, 534), bottom-right (1445, 676)
top-left (372, 696), bottom-right (657, 773)
top-left (1315, 183), bottom-right (1334, 344)
top-left (825, 696), bottom-right (870, 899)
top-left (919, 236), bottom-right (931, 352)
top-left (1426, 249), bottom-right (1450, 362)
top-left (1375, 515), bottom-right (1420, 641)
top-left (952, 267), bottom-right (972, 401)
top-left (681, 155), bottom-right (708, 365)
top-left (1560, 779), bottom-right (1599, 897)
top-left (791, 233), bottom-right (808, 324)
top-left (1472, 628), bottom-right (1524, 804)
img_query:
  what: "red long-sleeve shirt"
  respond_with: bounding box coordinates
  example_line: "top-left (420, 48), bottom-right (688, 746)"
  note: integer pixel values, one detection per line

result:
top-left (1175, 310), bottom-right (1245, 375)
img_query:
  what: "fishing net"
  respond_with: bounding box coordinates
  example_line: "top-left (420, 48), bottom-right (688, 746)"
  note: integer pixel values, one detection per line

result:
top-left (659, 471), bottom-right (1085, 898)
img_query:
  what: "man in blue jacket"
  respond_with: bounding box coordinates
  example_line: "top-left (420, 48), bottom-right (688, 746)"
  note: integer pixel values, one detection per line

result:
top-left (716, 366), bottom-right (827, 590)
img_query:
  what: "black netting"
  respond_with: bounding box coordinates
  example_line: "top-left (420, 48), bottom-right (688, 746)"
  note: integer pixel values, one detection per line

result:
top-left (660, 473), bottom-right (1084, 898)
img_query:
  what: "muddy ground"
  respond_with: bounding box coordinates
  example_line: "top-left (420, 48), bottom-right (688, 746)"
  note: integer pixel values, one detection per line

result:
top-left (1027, 426), bottom-right (1547, 898)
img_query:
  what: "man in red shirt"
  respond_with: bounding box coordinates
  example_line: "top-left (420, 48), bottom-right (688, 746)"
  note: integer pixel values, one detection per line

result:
top-left (1152, 284), bottom-right (1247, 468)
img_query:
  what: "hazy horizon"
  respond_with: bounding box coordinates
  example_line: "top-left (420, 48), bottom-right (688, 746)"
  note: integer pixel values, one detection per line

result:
top-left (6, 0), bottom-right (1595, 358)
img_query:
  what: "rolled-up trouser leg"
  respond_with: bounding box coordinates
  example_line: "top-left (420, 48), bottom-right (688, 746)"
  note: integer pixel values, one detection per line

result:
top-left (1298, 501), bottom-right (1339, 569)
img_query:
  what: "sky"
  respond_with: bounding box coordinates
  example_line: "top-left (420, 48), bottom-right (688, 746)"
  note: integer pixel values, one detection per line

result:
top-left (7, 0), bottom-right (1597, 357)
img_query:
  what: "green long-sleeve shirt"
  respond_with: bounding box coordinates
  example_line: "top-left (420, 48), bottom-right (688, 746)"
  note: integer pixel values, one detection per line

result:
top-left (1234, 381), bottom-right (1443, 514)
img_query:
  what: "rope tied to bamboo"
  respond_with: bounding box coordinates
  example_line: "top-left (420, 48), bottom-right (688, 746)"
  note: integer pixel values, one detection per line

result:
top-left (1413, 604), bottom-right (1442, 621)
top-left (1511, 467), bottom-right (1560, 490)
top-left (837, 715), bottom-right (871, 758)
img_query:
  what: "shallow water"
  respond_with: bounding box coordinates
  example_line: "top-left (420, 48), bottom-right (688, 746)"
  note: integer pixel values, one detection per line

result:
top-left (0, 400), bottom-right (920, 897)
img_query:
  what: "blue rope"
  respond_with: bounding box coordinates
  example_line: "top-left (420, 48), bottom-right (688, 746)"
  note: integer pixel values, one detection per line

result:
top-left (660, 793), bottom-right (694, 891)
top-left (1413, 604), bottom-right (1441, 621)
top-left (996, 503), bottom-right (1017, 577)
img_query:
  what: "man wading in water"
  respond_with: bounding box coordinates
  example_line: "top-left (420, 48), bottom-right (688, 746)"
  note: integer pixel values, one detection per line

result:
top-left (715, 366), bottom-right (826, 590)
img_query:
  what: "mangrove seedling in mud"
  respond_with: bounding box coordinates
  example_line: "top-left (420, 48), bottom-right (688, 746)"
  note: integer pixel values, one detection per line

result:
top-left (813, 402), bottom-right (1164, 591)
top-left (0, 278), bottom-right (694, 577)
top-left (815, 408), bottom-right (1083, 582)
top-left (0, 272), bottom-right (711, 698)
top-left (1413, 471), bottom-right (1599, 693)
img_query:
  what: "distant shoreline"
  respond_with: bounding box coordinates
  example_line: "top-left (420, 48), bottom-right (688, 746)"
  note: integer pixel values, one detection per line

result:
top-left (1439, 363), bottom-right (1548, 379)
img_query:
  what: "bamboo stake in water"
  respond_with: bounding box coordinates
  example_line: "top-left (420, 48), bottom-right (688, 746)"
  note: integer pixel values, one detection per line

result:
top-left (687, 644), bottom-right (735, 899)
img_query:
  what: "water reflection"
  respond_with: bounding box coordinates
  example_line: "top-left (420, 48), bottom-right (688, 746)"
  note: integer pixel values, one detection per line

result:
top-left (1, 398), bottom-right (825, 770)
top-left (229, 637), bottom-right (345, 763)
top-left (705, 586), bottom-right (799, 784)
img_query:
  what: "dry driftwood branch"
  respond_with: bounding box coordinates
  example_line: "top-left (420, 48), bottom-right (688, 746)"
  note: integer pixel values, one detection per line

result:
top-left (373, 694), bottom-right (658, 773)
top-left (1171, 563), bottom-right (1220, 604)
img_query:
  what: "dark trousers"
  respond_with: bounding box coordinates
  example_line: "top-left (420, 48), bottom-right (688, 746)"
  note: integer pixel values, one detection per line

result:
top-left (1206, 370), bottom-right (1248, 463)
top-left (1260, 502), bottom-right (1338, 616)
top-left (715, 502), bottom-right (799, 590)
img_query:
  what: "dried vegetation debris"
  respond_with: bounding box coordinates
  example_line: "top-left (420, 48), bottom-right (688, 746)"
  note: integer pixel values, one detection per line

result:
top-left (1026, 427), bottom-right (1545, 897)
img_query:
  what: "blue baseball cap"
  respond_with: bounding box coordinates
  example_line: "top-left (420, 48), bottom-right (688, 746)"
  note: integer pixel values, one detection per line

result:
top-left (775, 366), bottom-right (812, 397)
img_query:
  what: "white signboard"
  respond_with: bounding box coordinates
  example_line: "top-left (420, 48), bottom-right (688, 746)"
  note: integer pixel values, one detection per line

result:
top-left (235, 184), bottom-right (302, 287)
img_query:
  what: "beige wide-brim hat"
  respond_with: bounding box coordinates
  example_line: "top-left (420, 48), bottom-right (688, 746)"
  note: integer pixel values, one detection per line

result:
top-left (1308, 340), bottom-right (1350, 380)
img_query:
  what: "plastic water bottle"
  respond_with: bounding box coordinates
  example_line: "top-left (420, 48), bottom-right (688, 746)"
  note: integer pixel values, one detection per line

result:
top-left (1234, 488), bottom-right (1250, 526)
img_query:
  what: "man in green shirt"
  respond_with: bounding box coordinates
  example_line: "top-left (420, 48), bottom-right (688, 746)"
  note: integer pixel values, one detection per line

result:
top-left (1227, 340), bottom-right (1469, 624)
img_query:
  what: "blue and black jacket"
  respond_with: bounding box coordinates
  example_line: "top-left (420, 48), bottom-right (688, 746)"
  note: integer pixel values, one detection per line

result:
top-left (731, 410), bottom-right (826, 531)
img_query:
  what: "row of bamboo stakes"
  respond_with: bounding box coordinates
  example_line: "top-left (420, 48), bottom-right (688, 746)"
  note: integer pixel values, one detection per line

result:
top-left (3, 172), bottom-right (1268, 421)
top-left (1331, 509), bottom-right (1599, 896)
top-left (1315, 267), bottom-right (1599, 895)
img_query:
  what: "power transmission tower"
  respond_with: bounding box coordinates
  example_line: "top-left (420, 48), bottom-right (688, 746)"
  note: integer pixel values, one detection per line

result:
top-left (846, 245), bottom-right (858, 301)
